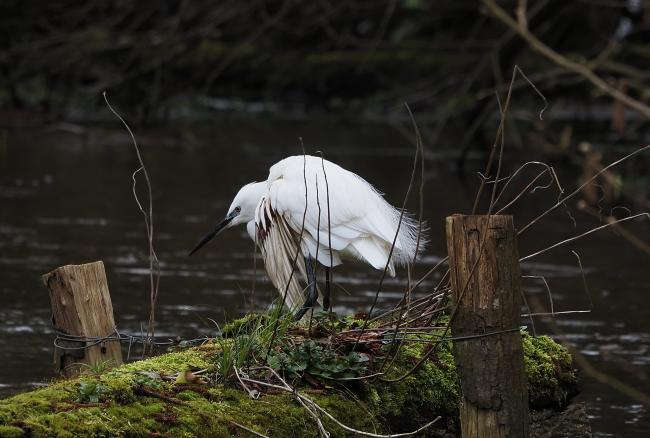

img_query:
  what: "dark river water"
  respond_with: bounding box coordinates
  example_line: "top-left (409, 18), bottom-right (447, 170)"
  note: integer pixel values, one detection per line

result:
top-left (0, 119), bottom-right (648, 436)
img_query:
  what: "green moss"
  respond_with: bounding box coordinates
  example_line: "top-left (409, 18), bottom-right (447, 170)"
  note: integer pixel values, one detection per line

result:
top-left (0, 316), bottom-right (577, 437)
top-left (0, 425), bottom-right (24, 438)
top-left (523, 333), bottom-right (578, 407)
top-left (369, 342), bottom-right (458, 432)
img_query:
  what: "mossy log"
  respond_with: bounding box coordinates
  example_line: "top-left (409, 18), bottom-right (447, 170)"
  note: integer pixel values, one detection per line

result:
top-left (0, 316), bottom-right (579, 437)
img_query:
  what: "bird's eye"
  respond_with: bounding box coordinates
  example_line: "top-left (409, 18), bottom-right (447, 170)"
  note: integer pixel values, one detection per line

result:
top-left (234, 206), bottom-right (241, 213)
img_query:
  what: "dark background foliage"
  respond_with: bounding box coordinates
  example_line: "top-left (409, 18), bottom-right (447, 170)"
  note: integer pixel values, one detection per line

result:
top-left (2, 0), bottom-right (649, 124)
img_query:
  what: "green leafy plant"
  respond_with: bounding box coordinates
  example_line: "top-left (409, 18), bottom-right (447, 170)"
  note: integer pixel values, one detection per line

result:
top-left (216, 333), bottom-right (260, 381)
top-left (76, 381), bottom-right (105, 403)
top-left (75, 359), bottom-right (115, 376)
top-left (268, 340), bottom-right (369, 379)
top-left (215, 301), bottom-right (296, 381)
top-left (133, 372), bottom-right (167, 391)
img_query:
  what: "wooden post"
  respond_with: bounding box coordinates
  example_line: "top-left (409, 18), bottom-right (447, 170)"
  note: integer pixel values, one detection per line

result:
top-left (42, 261), bottom-right (123, 377)
top-left (445, 215), bottom-right (529, 437)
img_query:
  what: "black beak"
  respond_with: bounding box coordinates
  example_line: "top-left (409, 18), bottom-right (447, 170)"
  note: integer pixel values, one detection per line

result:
top-left (188, 212), bottom-right (236, 256)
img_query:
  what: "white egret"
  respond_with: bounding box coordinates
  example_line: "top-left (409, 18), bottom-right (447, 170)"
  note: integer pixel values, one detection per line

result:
top-left (190, 155), bottom-right (424, 319)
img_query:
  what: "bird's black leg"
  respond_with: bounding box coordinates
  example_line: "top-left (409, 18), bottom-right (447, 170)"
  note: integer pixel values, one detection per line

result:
top-left (294, 256), bottom-right (318, 321)
top-left (323, 267), bottom-right (331, 311)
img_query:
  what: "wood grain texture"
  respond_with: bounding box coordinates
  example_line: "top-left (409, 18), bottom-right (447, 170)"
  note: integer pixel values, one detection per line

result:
top-left (42, 261), bottom-right (122, 376)
top-left (446, 214), bottom-right (529, 437)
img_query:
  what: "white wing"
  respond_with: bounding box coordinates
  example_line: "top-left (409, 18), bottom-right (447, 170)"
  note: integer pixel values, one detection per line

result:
top-left (266, 155), bottom-right (423, 274)
top-left (252, 200), bottom-right (305, 311)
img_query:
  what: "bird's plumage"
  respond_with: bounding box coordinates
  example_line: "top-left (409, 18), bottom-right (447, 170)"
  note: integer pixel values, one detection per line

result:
top-left (190, 154), bottom-right (425, 314)
top-left (262, 155), bottom-right (422, 273)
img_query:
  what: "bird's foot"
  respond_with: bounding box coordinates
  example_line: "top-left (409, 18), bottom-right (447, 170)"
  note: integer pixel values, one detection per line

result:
top-left (294, 283), bottom-right (318, 321)
top-left (322, 267), bottom-right (331, 311)
top-left (295, 256), bottom-right (318, 321)
top-left (293, 306), bottom-right (309, 321)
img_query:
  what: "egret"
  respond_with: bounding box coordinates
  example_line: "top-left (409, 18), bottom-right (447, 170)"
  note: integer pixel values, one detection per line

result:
top-left (190, 155), bottom-right (424, 319)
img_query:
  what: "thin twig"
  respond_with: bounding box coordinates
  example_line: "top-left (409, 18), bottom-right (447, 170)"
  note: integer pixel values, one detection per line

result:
top-left (383, 65), bottom-right (523, 382)
top-left (522, 275), bottom-right (555, 315)
top-left (577, 201), bottom-right (650, 254)
top-left (315, 152), bottom-right (334, 312)
top-left (229, 421), bottom-right (270, 438)
top-left (521, 213), bottom-right (650, 261)
top-left (238, 366), bottom-right (441, 437)
top-left (375, 103), bottom-right (427, 376)
top-left (572, 250), bottom-right (594, 310)
top-left (103, 91), bottom-right (160, 351)
top-left (352, 102), bottom-right (422, 351)
top-left (233, 365), bottom-right (259, 399)
top-left (518, 145), bottom-right (650, 235)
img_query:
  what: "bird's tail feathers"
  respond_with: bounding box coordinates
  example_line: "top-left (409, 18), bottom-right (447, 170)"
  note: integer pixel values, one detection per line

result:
top-left (360, 175), bottom-right (428, 267)
top-left (391, 210), bottom-right (428, 266)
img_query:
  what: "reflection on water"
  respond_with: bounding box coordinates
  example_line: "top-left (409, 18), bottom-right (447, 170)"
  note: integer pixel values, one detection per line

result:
top-left (0, 120), bottom-right (648, 436)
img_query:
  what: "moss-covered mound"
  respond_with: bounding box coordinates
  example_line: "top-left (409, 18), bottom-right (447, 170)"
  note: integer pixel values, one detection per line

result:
top-left (0, 314), bottom-right (577, 437)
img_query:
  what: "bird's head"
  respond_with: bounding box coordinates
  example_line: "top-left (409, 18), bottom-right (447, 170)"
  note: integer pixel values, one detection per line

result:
top-left (227, 181), bottom-right (266, 226)
top-left (189, 182), bottom-right (265, 256)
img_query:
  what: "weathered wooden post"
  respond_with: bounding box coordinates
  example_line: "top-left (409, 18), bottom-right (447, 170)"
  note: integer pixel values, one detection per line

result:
top-left (42, 261), bottom-right (123, 377)
top-left (445, 215), bottom-right (529, 437)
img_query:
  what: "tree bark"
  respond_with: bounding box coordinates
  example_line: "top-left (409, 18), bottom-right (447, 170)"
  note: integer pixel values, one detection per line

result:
top-left (42, 261), bottom-right (123, 377)
top-left (446, 214), bottom-right (529, 437)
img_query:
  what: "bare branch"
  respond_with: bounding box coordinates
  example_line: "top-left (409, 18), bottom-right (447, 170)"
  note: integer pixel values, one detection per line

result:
top-left (103, 91), bottom-right (160, 351)
top-left (482, 0), bottom-right (650, 119)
